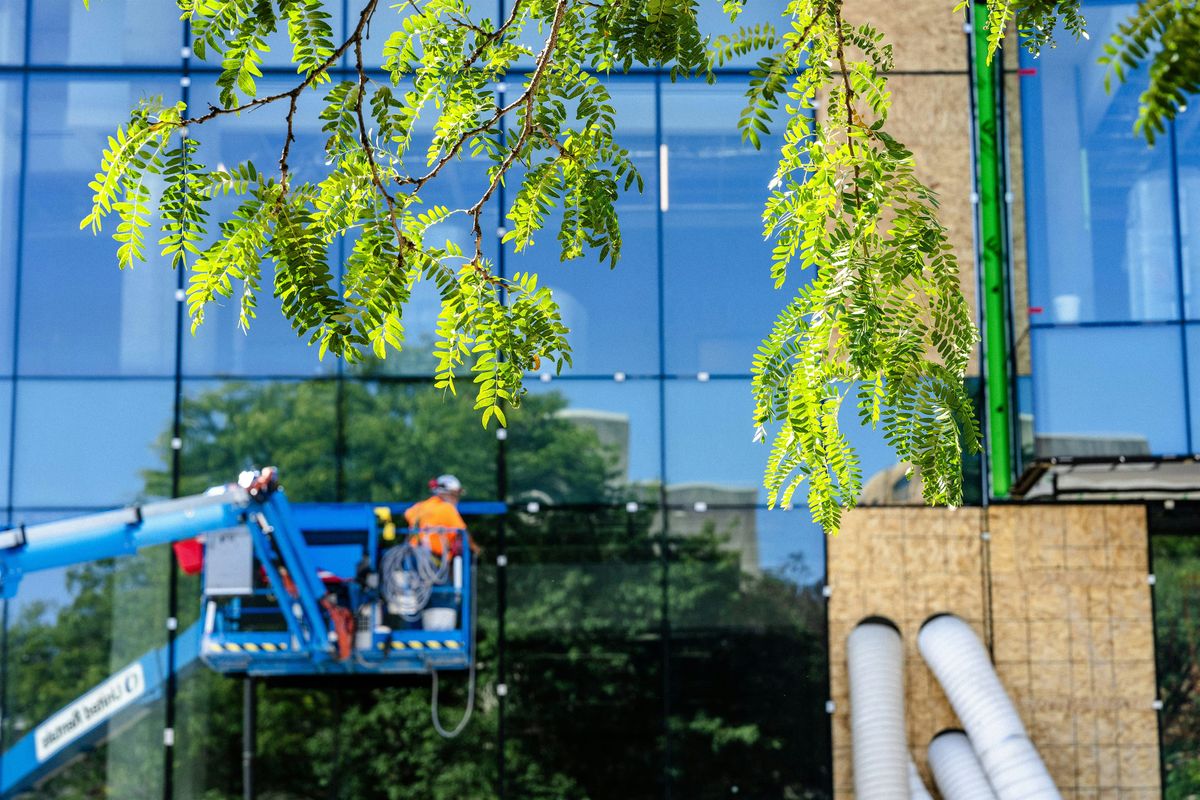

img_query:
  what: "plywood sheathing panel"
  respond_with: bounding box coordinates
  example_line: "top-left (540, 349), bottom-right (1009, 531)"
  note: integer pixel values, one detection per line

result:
top-left (830, 507), bottom-right (987, 798)
top-left (829, 504), bottom-right (1160, 799)
top-left (873, 73), bottom-right (980, 377)
top-left (842, 0), bottom-right (970, 73)
top-left (989, 505), bottom-right (1159, 797)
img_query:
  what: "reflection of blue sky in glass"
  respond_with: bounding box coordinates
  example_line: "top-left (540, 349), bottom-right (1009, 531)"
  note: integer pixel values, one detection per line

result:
top-left (22, 76), bottom-right (180, 377)
top-left (667, 379), bottom-right (898, 506)
top-left (1170, 109), bottom-right (1200, 319)
top-left (11, 380), bottom-right (175, 507)
top-left (753, 509), bottom-right (825, 586)
top-left (506, 78), bottom-right (659, 375)
top-left (1186, 327), bottom-right (1200, 448)
top-left (0, 2), bottom-right (24, 64)
top-left (0, 77), bottom-right (18, 375)
top-left (184, 78), bottom-right (339, 377)
top-left (31, 0), bottom-right (181, 66)
top-left (1032, 327), bottom-right (1187, 454)
top-left (1021, 3), bottom-right (1177, 324)
top-left (0, 379), bottom-right (9, 508)
top-left (662, 80), bottom-right (804, 374)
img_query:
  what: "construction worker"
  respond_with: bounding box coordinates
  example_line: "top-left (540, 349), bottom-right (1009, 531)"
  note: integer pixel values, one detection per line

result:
top-left (404, 474), bottom-right (479, 558)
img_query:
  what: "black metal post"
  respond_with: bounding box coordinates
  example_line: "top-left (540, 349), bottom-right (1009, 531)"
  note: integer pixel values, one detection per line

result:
top-left (243, 677), bottom-right (256, 800)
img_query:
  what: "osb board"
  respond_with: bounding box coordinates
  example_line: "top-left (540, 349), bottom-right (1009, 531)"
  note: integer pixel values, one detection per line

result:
top-left (989, 505), bottom-right (1160, 797)
top-left (843, 0), bottom-right (969, 73)
top-left (881, 74), bottom-right (980, 377)
top-left (829, 505), bottom-right (1160, 799)
top-left (829, 507), bottom-right (987, 797)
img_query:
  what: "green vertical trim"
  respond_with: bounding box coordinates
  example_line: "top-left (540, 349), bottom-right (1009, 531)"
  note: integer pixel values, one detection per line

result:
top-left (973, 4), bottom-right (1013, 498)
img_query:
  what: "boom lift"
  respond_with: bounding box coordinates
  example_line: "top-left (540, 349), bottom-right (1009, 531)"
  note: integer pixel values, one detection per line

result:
top-left (0, 468), bottom-right (484, 797)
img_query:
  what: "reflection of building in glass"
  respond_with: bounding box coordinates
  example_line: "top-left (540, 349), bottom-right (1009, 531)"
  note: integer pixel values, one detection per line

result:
top-left (557, 408), bottom-right (761, 574)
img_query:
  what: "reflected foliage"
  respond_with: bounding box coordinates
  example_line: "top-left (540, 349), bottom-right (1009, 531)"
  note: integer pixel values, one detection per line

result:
top-left (1154, 535), bottom-right (1200, 799)
top-left (4, 380), bottom-right (829, 799)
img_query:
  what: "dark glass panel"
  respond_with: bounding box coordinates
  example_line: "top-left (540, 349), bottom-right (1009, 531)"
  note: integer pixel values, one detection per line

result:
top-left (506, 379), bottom-right (661, 504)
top-left (661, 79), bottom-right (794, 374)
top-left (30, 0), bottom-right (181, 65)
top-left (172, 669), bottom-right (242, 800)
top-left (10, 379), bottom-right (176, 507)
top-left (20, 76), bottom-right (180, 376)
top-left (504, 77), bottom-right (660, 376)
top-left (1151, 533), bottom-right (1200, 797)
top-left (1031, 326), bottom-right (1188, 457)
top-left (506, 507), bottom-right (665, 799)
top-left (668, 507), bottom-right (830, 798)
top-left (1020, 3), bottom-right (1179, 323)
top-left (176, 379), bottom-right (338, 502)
top-left (340, 379), bottom-right (499, 502)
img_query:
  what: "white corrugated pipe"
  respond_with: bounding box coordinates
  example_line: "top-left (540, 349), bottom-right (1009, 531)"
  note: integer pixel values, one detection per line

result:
top-left (927, 729), bottom-right (998, 800)
top-left (908, 758), bottom-right (934, 800)
top-left (847, 617), bottom-right (908, 799)
top-left (917, 614), bottom-right (1060, 800)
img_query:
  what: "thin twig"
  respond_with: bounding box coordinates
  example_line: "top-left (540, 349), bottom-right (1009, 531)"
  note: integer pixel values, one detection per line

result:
top-left (466, 0), bottom-right (570, 263)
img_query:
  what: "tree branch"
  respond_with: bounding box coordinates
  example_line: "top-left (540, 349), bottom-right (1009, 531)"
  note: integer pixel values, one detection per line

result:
top-left (466, 0), bottom-right (570, 263)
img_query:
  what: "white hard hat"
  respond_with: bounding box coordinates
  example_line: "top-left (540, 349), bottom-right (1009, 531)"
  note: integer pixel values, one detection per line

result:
top-left (432, 474), bottom-right (463, 493)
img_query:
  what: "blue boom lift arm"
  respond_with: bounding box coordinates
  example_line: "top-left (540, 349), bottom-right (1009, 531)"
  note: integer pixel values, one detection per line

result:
top-left (0, 469), bottom-right (488, 797)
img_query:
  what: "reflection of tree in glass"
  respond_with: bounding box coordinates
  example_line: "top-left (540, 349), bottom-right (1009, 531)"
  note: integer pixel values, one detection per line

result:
top-left (5, 549), bottom-right (173, 798)
top-left (1153, 536), bottom-right (1200, 799)
top-left (6, 381), bottom-right (829, 799)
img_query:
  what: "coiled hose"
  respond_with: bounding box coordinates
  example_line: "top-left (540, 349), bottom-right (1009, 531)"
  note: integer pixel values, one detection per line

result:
top-left (380, 532), bottom-right (453, 621)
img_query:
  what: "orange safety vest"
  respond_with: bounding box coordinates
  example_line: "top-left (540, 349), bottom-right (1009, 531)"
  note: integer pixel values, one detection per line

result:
top-left (403, 495), bottom-right (476, 557)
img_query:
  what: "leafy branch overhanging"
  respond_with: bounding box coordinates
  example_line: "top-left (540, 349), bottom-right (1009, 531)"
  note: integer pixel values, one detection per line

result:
top-left (82, 0), bottom-right (1092, 531)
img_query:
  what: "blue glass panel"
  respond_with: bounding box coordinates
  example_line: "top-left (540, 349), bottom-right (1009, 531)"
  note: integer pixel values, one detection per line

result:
top-left (696, 0), bottom-right (789, 68)
top-left (0, 380), bottom-right (9, 509)
top-left (183, 78), bottom-right (338, 377)
top-left (0, 77), bottom-right (20, 375)
top-left (1031, 326), bottom-right (1188, 456)
top-left (0, 2), bottom-right (24, 64)
top-left (20, 76), bottom-right (180, 376)
top-left (30, 0), bottom-right (181, 66)
top-left (340, 74), bottom-right (501, 376)
top-left (10, 379), bottom-right (176, 507)
top-left (178, 379), bottom-right (338, 501)
top-left (1020, 4), bottom-right (1178, 323)
top-left (666, 378), bottom-right (909, 506)
top-left (664, 379), bottom-right (762, 500)
top-left (508, 378), bottom-right (661, 503)
top-left (1171, 105), bottom-right (1200, 319)
top-left (504, 77), bottom-right (659, 375)
top-left (662, 80), bottom-right (794, 374)
top-left (184, 0), bottom-right (345, 70)
top-left (1186, 326), bottom-right (1200, 448)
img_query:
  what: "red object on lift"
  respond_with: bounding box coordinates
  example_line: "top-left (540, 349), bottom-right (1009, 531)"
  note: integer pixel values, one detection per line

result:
top-left (173, 538), bottom-right (204, 575)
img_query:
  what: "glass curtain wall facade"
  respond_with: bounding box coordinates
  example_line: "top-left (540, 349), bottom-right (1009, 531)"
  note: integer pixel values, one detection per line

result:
top-left (1018, 0), bottom-right (1200, 461)
top-left (0, 2), bottom-right (831, 798)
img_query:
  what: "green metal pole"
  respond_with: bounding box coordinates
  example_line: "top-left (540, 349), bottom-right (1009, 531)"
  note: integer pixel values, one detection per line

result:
top-left (972, 3), bottom-right (1013, 498)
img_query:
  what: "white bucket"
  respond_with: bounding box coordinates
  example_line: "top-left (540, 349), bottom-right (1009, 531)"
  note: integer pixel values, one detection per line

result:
top-left (422, 608), bottom-right (457, 631)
